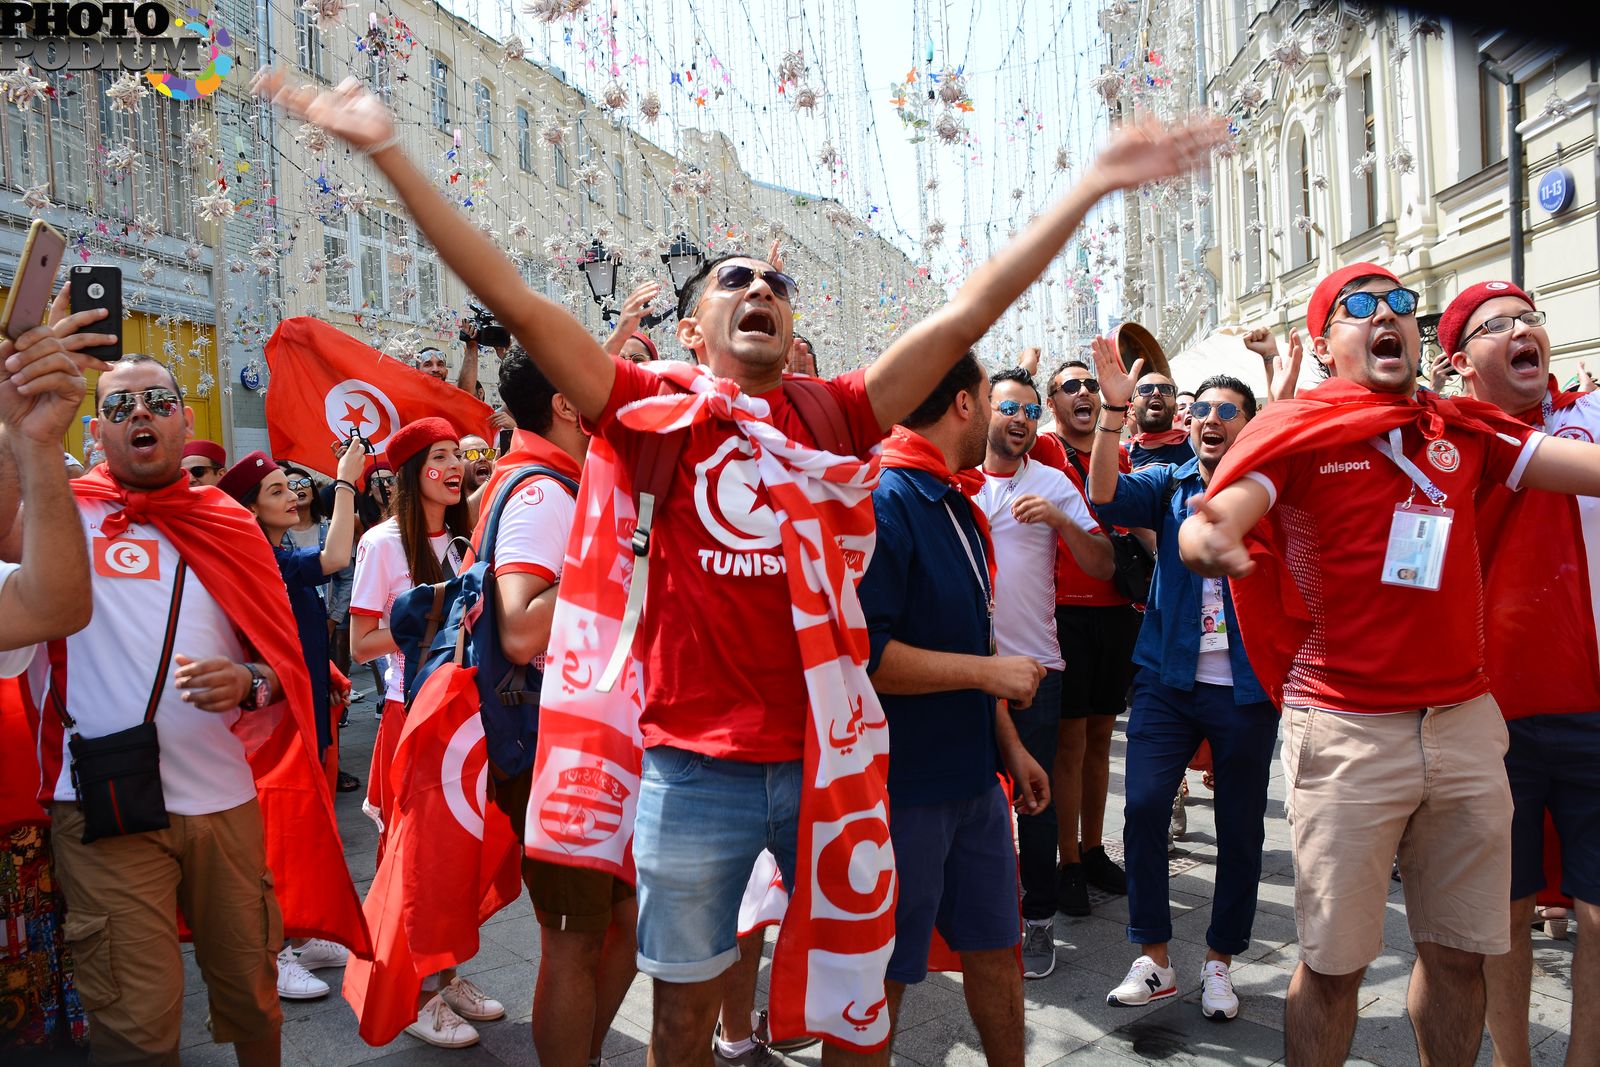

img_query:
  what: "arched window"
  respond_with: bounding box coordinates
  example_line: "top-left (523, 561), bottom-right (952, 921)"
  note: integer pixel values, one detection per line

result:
top-left (474, 83), bottom-right (495, 155)
top-left (1288, 125), bottom-right (1312, 268)
top-left (516, 105), bottom-right (532, 171)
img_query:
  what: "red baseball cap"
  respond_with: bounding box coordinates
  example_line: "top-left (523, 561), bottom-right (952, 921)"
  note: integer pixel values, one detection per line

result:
top-left (1437, 281), bottom-right (1535, 356)
top-left (182, 439), bottom-right (227, 467)
top-left (1307, 262), bottom-right (1403, 338)
top-left (385, 417), bottom-right (457, 470)
top-left (216, 450), bottom-right (277, 504)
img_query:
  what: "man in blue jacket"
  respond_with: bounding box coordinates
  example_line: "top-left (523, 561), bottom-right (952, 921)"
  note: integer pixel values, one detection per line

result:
top-left (1085, 336), bottom-right (1277, 1024)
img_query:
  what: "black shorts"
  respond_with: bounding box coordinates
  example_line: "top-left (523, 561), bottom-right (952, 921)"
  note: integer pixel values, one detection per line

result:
top-left (1055, 603), bottom-right (1141, 718)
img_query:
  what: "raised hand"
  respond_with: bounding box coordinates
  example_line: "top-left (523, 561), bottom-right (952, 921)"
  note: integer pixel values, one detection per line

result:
top-left (766, 237), bottom-right (785, 273)
top-left (1270, 331), bottom-right (1305, 403)
top-left (252, 70), bottom-right (398, 154)
top-left (1580, 360), bottom-right (1598, 394)
top-left (1179, 496), bottom-right (1255, 579)
top-left (0, 316), bottom-right (114, 446)
top-left (1017, 346), bottom-right (1041, 377)
top-left (1086, 114), bottom-right (1229, 195)
top-left (335, 434), bottom-right (369, 484)
top-left (617, 281), bottom-right (663, 331)
top-left (1242, 327), bottom-right (1278, 362)
top-left (1090, 333), bottom-right (1139, 409)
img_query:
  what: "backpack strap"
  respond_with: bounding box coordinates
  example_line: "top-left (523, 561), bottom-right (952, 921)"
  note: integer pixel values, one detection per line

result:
top-left (1161, 466), bottom-right (1182, 514)
top-left (783, 376), bottom-right (857, 456)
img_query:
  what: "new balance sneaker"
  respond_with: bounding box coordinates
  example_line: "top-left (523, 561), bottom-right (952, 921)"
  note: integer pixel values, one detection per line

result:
top-left (275, 948), bottom-right (330, 1000)
top-left (406, 994), bottom-right (479, 1048)
top-left (440, 975), bottom-right (505, 1021)
top-left (1022, 919), bottom-right (1056, 979)
top-left (1082, 844), bottom-right (1128, 895)
top-left (1058, 863), bottom-right (1091, 917)
top-left (753, 1008), bottom-right (820, 1053)
top-left (1200, 960), bottom-right (1239, 1021)
top-left (292, 938), bottom-right (349, 970)
top-left (1106, 955), bottom-right (1177, 1006)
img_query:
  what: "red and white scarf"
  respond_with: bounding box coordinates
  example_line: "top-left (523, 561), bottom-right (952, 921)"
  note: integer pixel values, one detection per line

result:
top-left (525, 363), bottom-right (895, 1050)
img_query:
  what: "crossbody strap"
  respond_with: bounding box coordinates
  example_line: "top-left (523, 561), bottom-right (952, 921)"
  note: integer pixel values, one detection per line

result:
top-left (49, 558), bottom-right (187, 732)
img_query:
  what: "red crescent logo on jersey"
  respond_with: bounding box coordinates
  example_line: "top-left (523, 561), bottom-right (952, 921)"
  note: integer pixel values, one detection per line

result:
top-left (92, 536), bottom-right (160, 580)
top-left (693, 436), bottom-right (781, 551)
top-left (521, 482), bottom-right (545, 506)
top-left (1426, 438), bottom-right (1460, 473)
top-left (1557, 426), bottom-right (1594, 443)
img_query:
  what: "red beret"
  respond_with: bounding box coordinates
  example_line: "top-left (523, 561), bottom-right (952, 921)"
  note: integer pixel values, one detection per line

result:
top-left (385, 417), bottom-right (458, 470)
top-left (182, 439), bottom-right (227, 466)
top-left (216, 450), bottom-right (277, 504)
top-left (630, 332), bottom-right (659, 360)
top-left (1437, 281), bottom-right (1535, 356)
top-left (363, 456), bottom-right (392, 481)
top-left (1307, 262), bottom-right (1402, 339)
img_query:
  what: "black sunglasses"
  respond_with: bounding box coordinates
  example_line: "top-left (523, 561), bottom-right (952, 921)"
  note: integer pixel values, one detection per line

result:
top-left (1055, 378), bottom-right (1099, 396)
top-left (1459, 310), bottom-right (1547, 348)
top-left (715, 263), bottom-right (798, 303)
top-left (1136, 383), bottom-right (1178, 397)
top-left (1189, 401), bottom-right (1243, 422)
top-left (1337, 287), bottom-right (1419, 320)
top-left (101, 387), bottom-right (182, 424)
top-left (184, 464), bottom-right (221, 480)
top-left (996, 399), bottom-right (1042, 420)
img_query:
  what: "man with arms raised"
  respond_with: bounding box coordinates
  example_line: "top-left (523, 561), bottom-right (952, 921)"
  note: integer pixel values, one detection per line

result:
top-left (1180, 262), bottom-right (1600, 1067)
top-left (255, 68), bottom-right (1219, 1063)
top-left (1440, 281), bottom-right (1600, 1067)
top-left (975, 367), bottom-right (1112, 974)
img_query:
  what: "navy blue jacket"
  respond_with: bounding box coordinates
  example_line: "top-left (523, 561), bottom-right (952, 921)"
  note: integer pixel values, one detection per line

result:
top-left (859, 467), bottom-right (999, 806)
top-left (1095, 458), bottom-right (1269, 705)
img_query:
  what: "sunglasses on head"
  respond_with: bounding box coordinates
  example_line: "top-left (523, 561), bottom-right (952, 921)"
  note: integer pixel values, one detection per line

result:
top-left (184, 464), bottom-right (220, 480)
top-left (1460, 310), bottom-right (1547, 347)
top-left (100, 387), bottom-right (182, 424)
top-left (1337, 287), bottom-right (1419, 321)
top-left (714, 263), bottom-right (798, 303)
top-left (286, 477), bottom-right (314, 491)
top-left (1136, 382), bottom-right (1177, 397)
top-left (462, 447), bottom-right (498, 463)
top-left (996, 399), bottom-right (1043, 420)
top-left (1189, 400), bottom-right (1243, 422)
top-left (1055, 378), bottom-right (1099, 396)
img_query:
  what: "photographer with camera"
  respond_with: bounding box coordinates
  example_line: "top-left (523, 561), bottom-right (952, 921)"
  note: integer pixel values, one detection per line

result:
top-left (459, 307), bottom-right (511, 404)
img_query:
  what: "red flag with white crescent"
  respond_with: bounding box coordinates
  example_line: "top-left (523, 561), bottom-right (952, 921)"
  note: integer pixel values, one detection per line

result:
top-left (264, 317), bottom-right (494, 477)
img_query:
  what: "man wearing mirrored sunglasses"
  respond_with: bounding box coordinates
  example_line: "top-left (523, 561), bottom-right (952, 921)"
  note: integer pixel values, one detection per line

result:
top-left (1086, 339), bottom-right (1272, 1025)
top-left (0, 351), bottom-right (369, 1065)
top-left (1180, 260), bottom-right (1600, 1067)
top-left (976, 367), bottom-right (1113, 981)
top-left (1441, 281), bottom-right (1600, 1067)
top-left (1128, 372), bottom-right (1195, 469)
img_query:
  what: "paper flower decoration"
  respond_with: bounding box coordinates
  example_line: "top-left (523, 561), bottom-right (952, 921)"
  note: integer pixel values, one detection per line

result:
top-left (1055, 146), bottom-right (1071, 172)
top-left (503, 36), bottom-right (525, 64)
top-left (301, 0), bottom-right (349, 32)
top-left (937, 69), bottom-right (967, 106)
top-left (1, 66), bottom-right (49, 107)
top-left (295, 123), bottom-right (331, 154)
top-left (792, 84), bottom-right (820, 112)
top-left (184, 242), bottom-right (205, 263)
top-left (197, 183), bottom-right (237, 224)
top-left (1390, 143), bottom-right (1415, 174)
top-left (508, 218), bottom-right (533, 241)
top-left (139, 257), bottom-right (160, 282)
top-left (184, 121), bottom-right (214, 156)
top-left (777, 50), bottom-right (806, 86)
top-left (1234, 80), bottom-right (1264, 110)
top-left (1293, 215), bottom-right (1314, 234)
top-left (105, 71), bottom-right (147, 113)
top-left (1271, 35), bottom-right (1309, 74)
top-left (19, 184), bottom-right (50, 215)
top-left (933, 109), bottom-right (966, 144)
top-left (539, 116), bottom-right (567, 146)
top-left (1352, 151), bottom-right (1376, 177)
top-left (601, 82), bottom-right (628, 111)
top-left (522, 0), bottom-right (588, 23)
top-left (817, 141), bottom-right (838, 167)
top-left (639, 90), bottom-right (661, 121)
top-left (1322, 83), bottom-right (1344, 104)
top-left (1090, 70), bottom-right (1122, 105)
top-left (105, 144), bottom-right (140, 176)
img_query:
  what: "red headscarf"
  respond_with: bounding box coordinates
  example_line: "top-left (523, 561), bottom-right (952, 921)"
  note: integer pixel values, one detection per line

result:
top-left (61, 467), bottom-right (371, 953)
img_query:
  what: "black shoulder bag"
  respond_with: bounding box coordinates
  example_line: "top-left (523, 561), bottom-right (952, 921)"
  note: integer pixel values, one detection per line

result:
top-left (51, 559), bottom-right (188, 844)
top-left (1063, 448), bottom-right (1178, 604)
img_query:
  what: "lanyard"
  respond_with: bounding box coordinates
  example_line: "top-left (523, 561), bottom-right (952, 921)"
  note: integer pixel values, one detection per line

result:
top-left (1368, 427), bottom-right (1447, 507)
top-left (942, 499), bottom-right (994, 647)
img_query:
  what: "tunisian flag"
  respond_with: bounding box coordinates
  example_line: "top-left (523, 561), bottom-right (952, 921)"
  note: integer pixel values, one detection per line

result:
top-left (343, 662), bottom-right (523, 1046)
top-left (264, 317), bottom-right (494, 476)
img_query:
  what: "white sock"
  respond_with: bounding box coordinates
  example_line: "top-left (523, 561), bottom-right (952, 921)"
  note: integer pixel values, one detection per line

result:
top-left (714, 1036), bottom-right (756, 1057)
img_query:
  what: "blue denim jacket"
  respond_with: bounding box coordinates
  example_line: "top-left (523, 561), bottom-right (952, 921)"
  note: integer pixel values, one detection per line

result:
top-left (1094, 458), bottom-right (1269, 705)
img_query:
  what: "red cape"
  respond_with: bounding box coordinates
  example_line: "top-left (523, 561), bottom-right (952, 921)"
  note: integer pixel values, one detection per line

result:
top-left (1205, 379), bottom-right (1530, 706)
top-left (880, 425), bottom-right (996, 587)
top-left (17, 468), bottom-right (372, 954)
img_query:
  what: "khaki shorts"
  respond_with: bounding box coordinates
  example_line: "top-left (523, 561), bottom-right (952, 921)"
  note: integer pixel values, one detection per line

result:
top-left (51, 799), bottom-right (283, 1064)
top-left (1282, 693), bottom-right (1512, 975)
top-left (488, 765), bottom-right (635, 933)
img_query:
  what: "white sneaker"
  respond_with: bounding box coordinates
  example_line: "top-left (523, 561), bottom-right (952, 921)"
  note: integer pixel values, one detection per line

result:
top-left (276, 948), bottom-right (330, 1000)
top-left (292, 938), bottom-right (349, 970)
top-left (440, 975), bottom-right (505, 1021)
top-left (405, 994), bottom-right (480, 1048)
top-left (1200, 960), bottom-right (1239, 1021)
top-left (1106, 954), bottom-right (1177, 1006)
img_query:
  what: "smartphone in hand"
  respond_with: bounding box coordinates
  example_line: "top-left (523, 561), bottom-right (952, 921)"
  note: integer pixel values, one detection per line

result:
top-left (69, 265), bottom-right (123, 362)
top-left (0, 219), bottom-right (67, 342)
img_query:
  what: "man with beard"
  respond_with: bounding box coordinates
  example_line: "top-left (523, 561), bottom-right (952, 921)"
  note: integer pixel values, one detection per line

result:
top-left (1085, 342), bottom-right (1275, 1024)
top-left (1127, 371), bottom-right (1194, 469)
top-left (1180, 262), bottom-right (1600, 1067)
top-left (459, 432), bottom-right (498, 519)
top-left (1440, 281), bottom-right (1600, 1067)
top-left (857, 353), bottom-right (1052, 1062)
top-left (1031, 359), bottom-right (1139, 914)
top-left (974, 367), bottom-right (1112, 979)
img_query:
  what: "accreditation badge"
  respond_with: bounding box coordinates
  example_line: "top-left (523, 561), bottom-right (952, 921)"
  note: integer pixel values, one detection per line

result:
top-left (1380, 504), bottom-right (1453, 590)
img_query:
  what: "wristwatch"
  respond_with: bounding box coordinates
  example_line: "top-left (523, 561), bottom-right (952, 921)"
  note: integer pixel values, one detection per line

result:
top-left (241, 663), bottom-right (271, 711)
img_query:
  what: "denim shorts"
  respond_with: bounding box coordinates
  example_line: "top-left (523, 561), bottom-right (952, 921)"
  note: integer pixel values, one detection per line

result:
top-left (632, 746), bottom-right (800, 982)
top-left (885, 783), bottom-right (1021, 984)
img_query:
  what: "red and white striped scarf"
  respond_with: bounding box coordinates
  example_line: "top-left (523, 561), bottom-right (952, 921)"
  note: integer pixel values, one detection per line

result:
top-left (526, 363), bottom-right (896, 1050)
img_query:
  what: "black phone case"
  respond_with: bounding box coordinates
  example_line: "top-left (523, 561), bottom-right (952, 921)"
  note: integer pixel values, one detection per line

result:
top-left (69, 266), bottom-right (123, 362)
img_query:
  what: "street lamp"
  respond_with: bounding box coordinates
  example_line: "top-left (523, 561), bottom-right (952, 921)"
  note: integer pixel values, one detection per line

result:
top-left (578, 239), bottom-right (618, 321)
top-left (639, 235), bottom-right (707, 329)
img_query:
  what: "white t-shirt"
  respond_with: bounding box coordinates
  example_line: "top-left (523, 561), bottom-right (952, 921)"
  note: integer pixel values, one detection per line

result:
top-left (491, 474), bottom-right (577, 669)
top-left (0, 560), bottom-right (38, 678)
top-left (976, 457), bottom-right (1101, 671)
top-left (32, 501), bottom-right (255, 816)
top-left (349, 519), bottom-right (453, 704)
